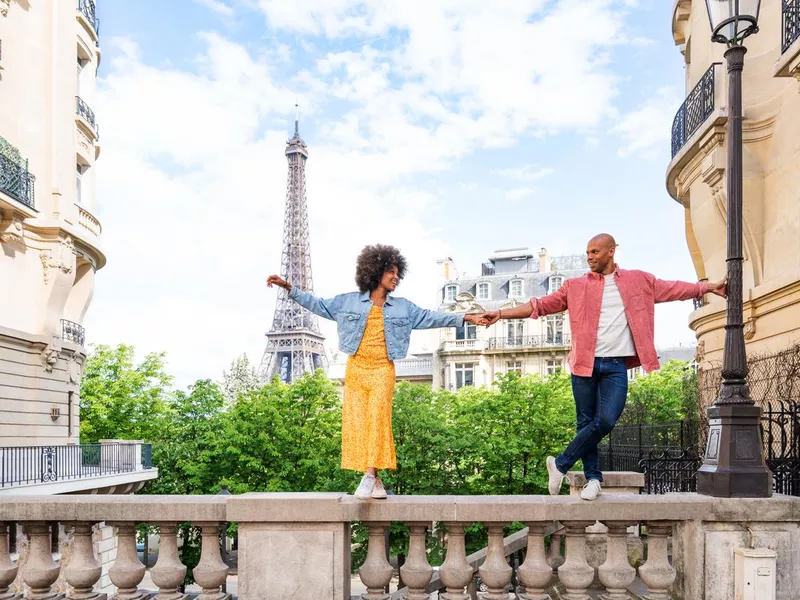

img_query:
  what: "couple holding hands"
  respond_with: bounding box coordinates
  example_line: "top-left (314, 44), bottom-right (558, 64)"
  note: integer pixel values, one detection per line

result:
top-left (266, 236), bottom-right (726, 501)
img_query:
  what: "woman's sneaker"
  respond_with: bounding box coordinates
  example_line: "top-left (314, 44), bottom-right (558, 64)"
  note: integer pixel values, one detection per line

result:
top-left (371, 478), bottom-right (387, 499)
top-left (354, 473), bottom-right (376, 499)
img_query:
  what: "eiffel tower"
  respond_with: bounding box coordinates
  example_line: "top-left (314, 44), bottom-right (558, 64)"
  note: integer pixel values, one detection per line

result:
top-left (259, 113), bottom-right (327, 382)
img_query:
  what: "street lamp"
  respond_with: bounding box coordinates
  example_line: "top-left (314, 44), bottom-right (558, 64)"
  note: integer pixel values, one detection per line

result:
top-left (696, 0), bottom-right (772, 497)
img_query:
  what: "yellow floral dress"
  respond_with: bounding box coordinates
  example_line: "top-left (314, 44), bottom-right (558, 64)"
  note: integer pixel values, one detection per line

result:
top-left (341, 305), bottom-right (397, 471)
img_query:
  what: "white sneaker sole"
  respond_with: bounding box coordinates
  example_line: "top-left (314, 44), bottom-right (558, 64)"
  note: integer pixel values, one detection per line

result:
top-left (371, 491), bottom-right (387, 499)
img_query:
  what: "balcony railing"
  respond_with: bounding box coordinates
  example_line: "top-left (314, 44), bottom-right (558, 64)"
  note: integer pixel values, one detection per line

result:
top-left (0, 442), bottom-right (152, 488)
top-left (61, 319), bottom-right (86, 346)
top-left (76, 96), bottom-right (99, 137)
top-left (0, 493), bottom-right (796, 599)
top-left (77, 0), bottom-right (99, 35)
top-left (488, 333), bottom-right (571, 350)
top-left (0, 152), bottom-right (35, 208)
top-left (394, 358), bottom-right (432, 377)
top-left (784, 0), bottom-right (800, 53)
top-left (441, 339), bottom-right (487, 352)
top-left (671, 63), bottom-right (719, 158)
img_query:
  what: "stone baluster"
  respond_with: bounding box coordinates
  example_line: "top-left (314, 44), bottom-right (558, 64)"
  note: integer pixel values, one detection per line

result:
top-left (192, 523), bottom-right (230, 600)
top-left (546, 529), bottom-right (564, 571)
top-left (358, 523), bottom-right (393, 600)
top-left (0, 523), bottom-right (20, 600)
top-left (21, 523), bottom-right (62, 600)
top-left (108, 524), bottom-right (147, 600)
top-left (399, 523), bottom-right (433, 600)
top-left (637, 523), bottom-right (675, 600)
top-left (150, 525), bottom-right (187, 600)
top-left (439, 523), bottom-right (473, 600)
top-left (597, 522), bottom-right (636, 600)
top-left (64, 523), bottom-right (103, 599)
top-left (517, 524), bottom-right (552, 600)
top-left (478, 524), bottom-right (512, 600)
top-left (556, 521), bottom-right (595, 600)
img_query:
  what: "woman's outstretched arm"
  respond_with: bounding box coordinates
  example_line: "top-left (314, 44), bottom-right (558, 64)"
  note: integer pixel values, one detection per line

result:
top-left (266, 275), bottom-right (342, 321)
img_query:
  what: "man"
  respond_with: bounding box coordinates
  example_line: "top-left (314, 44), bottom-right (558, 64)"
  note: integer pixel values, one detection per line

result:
top-left (480, 234), bottom-right (726, 500)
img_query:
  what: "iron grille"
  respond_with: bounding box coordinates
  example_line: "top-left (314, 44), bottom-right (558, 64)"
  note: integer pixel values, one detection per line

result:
top-left (61, 319), bottom-right (86, 346)
top-left (671, 63), bottom-right (719, 158)
top-left (784, 0), bottom-right (800, 53)
top-left (0, 152), bottom-right (35, 208)
top-left (77, 0), bottom-right (99, 34)
top-left (76, 96), bottom-right (99, 136)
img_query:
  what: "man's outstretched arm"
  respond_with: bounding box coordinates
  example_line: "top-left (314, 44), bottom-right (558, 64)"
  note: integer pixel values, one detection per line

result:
top-left (653, 276), bottom-right (727, 303)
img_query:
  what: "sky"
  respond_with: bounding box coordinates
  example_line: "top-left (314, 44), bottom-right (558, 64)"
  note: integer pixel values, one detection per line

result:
top-left (86, 0), bottom-right (701, 388)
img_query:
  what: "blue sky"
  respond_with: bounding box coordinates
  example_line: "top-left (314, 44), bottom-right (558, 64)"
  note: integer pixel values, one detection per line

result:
top-left (87, 0), bottom-right (701, 387)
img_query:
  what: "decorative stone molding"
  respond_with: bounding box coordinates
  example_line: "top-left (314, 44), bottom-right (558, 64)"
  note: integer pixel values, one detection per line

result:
top-left (0, 216), bottom-right (25, 246)
top-left (40, 237), bottom-right (76, 284)
top-left (695, 340), bottom-right (706, 363)
top-left (744, 319), bottom-right (756, 340)
top-left (0, 0), bottom-right (9, 17)
top-left (68, 353), bottom-right (84, 385)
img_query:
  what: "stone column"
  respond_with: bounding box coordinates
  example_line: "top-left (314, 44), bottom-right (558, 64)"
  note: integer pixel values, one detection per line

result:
top-left (637, 524), bottom-right (675, 600)
top-left (107, 524), bottom-right (147, 600)
top-left (399, 523), bottom-right (432, 600)
top-left (64, 523), bottom-right (104, 600)
top-left (439, 523), bottom-right (473, 600)
top-left (478, 524), bottom-right (512, 600)
top-left (0, 523), bottom-right (20, 600)
top-left (149, 525), bottom-right (187, 600)
top-left (191, 524), bottom-right (230, 600)
top-left (21, 523), bottom-right (63, 600)
top-left (358, 523), bottom-right (393, 600)
top-left (546, 530), bottom-right (564, 571)
top-left (556, 521), bottom-right (595, 600)
top-left (597, 522), bottom-right (636, 600)
top-left (517, 523), bottom-right (552, 600)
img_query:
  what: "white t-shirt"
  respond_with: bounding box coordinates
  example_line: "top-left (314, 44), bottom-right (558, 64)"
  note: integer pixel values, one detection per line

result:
top-left (595, 273), bottom-right (636, 358)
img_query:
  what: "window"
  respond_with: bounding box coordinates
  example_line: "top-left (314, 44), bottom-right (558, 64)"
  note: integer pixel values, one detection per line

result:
top-left (546, 315), bottom-right (564, 345)
top-left (549, 276), bottom-right (564, 294)
top-left (455, 363), bottom-right (474, 389)
top-left (510, 279), bottom-right (523, 298)
top-left (507, 361), bottom-right (522, 374)
top-left (445, 285), bottom-right (457, 302)
top-left (546, 360), bottom-right (562, 375)
top-left (76, 163), bottom-right (88, 204)
top-left (507, 319), bottom-right (523, 345)
top-left (476, 282), bottom-right (490, 300)
top-left (456, 322), bottom-right (477, 340)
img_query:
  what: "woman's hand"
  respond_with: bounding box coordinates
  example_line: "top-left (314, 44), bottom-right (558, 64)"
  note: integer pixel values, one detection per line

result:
top-left (465, 313), bottom-right (488, 326)
top-left (266, 275), bottom-right (291, 291)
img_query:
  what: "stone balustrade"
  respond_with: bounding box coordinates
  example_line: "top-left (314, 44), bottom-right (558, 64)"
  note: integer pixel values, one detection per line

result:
top-left (0, 493), bottom-right (797, 600)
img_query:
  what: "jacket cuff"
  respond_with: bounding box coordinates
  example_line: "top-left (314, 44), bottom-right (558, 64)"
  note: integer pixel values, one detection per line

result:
top-left (696, 282), bottom-right (707, 299)
top-left (457, 313), bottom-right (466, 327)
top-left (288, 285), bottom-right (299, 299)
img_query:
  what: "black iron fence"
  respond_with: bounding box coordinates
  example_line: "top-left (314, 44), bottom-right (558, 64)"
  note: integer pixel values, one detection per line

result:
top-left (671, 63), bottom-right (719, 158)
top-left (77, 0), bottom-right (99, 34)
top-left (0, 443), bottom-right (153, 488)
top-left (488, 334), bottom-right (571, 350)
top-left (600, 399), bottom-right (800, 496)
top-left (76, 96), bottom-right (99, 137)
top-left (783, 0), bottom-right (800, 53)
top-left (61, 319), bottom-right (86, 346)
top-left (0, 152), bottom-right (35, 208)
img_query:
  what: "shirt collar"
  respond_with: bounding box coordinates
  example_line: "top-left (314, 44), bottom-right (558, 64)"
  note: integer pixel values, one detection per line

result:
top-left (588, 263), bottom-right (621, 280)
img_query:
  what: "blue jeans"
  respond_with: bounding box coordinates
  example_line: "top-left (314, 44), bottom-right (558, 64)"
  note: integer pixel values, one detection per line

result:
top-left (555, 357), bottom-right (629, 482)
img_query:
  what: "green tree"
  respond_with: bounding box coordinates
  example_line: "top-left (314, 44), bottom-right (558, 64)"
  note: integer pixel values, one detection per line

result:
top-left (79, 344), bottom-right (172, 444)
top-left (619, 360), bottom-right (697, 425)
top-left (221, 354), bottom-right (261, 405)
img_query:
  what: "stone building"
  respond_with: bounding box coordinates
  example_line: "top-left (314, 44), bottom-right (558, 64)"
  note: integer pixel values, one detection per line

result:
top-left (433, 248), bottom-right (589, 389)
top-left (668, 0), bottom-right (800, 367)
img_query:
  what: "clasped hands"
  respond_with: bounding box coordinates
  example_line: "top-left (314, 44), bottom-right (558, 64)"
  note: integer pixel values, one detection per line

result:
top-left (464, 312), bottom-right (501, 327)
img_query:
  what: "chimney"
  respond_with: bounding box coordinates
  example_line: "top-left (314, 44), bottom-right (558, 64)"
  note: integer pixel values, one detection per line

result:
top-left (436, 257), bottom-right (457, 281)
top-left (538, 248), bottom-right (552, 273)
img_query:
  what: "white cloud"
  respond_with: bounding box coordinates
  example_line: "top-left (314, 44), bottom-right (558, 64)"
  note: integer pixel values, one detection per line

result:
top-left (506, 187), bottom-right (537, 201)
top-left (613, 86), bottom-right (681, 158)
top-left (194, 0), bottom-right (235, 17)
top-left (493, 165), bottom-right (555, 182)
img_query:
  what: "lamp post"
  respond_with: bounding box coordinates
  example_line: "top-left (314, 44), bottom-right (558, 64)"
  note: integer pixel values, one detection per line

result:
top-left (696, 0), bottom-right (772, 497)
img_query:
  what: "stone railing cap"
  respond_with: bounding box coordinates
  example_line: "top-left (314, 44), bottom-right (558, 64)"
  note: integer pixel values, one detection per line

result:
top-left (566, 471), bottom-right (645, 488)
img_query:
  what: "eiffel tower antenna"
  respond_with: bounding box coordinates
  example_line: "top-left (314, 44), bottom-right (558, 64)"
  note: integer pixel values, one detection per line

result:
top-left (259, 113), bottom-right (327, 382)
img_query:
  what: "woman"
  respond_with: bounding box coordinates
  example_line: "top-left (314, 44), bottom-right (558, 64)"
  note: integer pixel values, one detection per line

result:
top-left (267, 244), bottom-right (482, 499)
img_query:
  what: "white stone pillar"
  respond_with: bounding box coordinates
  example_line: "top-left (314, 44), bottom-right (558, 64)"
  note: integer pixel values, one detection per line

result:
top-left (21, 523), bottom-right (63, 600)
top-left (637, 523), bottom-right (675, 600)
top-left (64, 523), bottom-right (104, 600)
top-left (439, 523), bottom-right (472, 600)
top-left (192, 523), bottom-right (230, 600)
top-left (557, 521), bottom-right (595, 600)
top-left (597, 522), bottom-right (636, 600)
top-left (149, 525), bottom-right (187, 600)
top-left (0, 523), bottom-right (20, 600)
top-left (399, 523), bottom-right (432, 600)
top-left (478, 524), bottom-right (512, 600)
top-left (358, 523), bottom-right (393, 600)
top-left (517, 523), bottom-right (552, 600)
top-left (107, 524), bottom-right (146, 600)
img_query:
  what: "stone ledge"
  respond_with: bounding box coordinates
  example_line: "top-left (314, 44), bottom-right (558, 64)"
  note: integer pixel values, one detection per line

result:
top-left (566, 471), bottom-right (645, 490)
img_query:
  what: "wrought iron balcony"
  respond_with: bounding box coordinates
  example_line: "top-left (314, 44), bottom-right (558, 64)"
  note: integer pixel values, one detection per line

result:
top-left (671, 63), bottom-right (719, 158)
top-left (0, 152), bottom-right (35, 208)
top-left (61, 319), bottom-right (86, 346)
top-left (77, 0), bottom-right (99, 35)
top-left (784, 0), bottom-right (800, 53)
top-left (76, 96), bottom-right (99, 137)
top-left (693, 297), bottom-right (709, 310)
top-left (488, 333), bottom-right (572, 350)
top-left (0, 442), bottom-right (153, 489)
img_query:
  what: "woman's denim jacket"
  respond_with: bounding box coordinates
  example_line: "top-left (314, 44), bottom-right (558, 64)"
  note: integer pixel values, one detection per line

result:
top-left (288, 287), bottom-right (465, 360)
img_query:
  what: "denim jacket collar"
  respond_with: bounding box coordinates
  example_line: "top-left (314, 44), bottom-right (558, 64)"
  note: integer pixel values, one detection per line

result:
top-left (358, 291), bottom-right (395, 306)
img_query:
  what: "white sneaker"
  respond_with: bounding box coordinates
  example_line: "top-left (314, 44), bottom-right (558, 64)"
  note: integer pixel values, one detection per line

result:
top-left (354, 473), bottom-right (376, 499)
top-left (371, 477), bottom-right (387, 499)
top-left (580, 479), bottom-right (602, 501)
top-left (546, 456), bottom-right (565, 496)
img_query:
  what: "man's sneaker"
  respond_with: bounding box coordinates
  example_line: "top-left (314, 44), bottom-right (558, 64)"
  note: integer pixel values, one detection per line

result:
top-left (580, 479), bottom-right (602, 501)
top-left (354, 473), bottom-right (376, 499)
top-left (546, 456), bottom-right (565, 496)
top-left (371, 478), bottom-right (387, 499)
